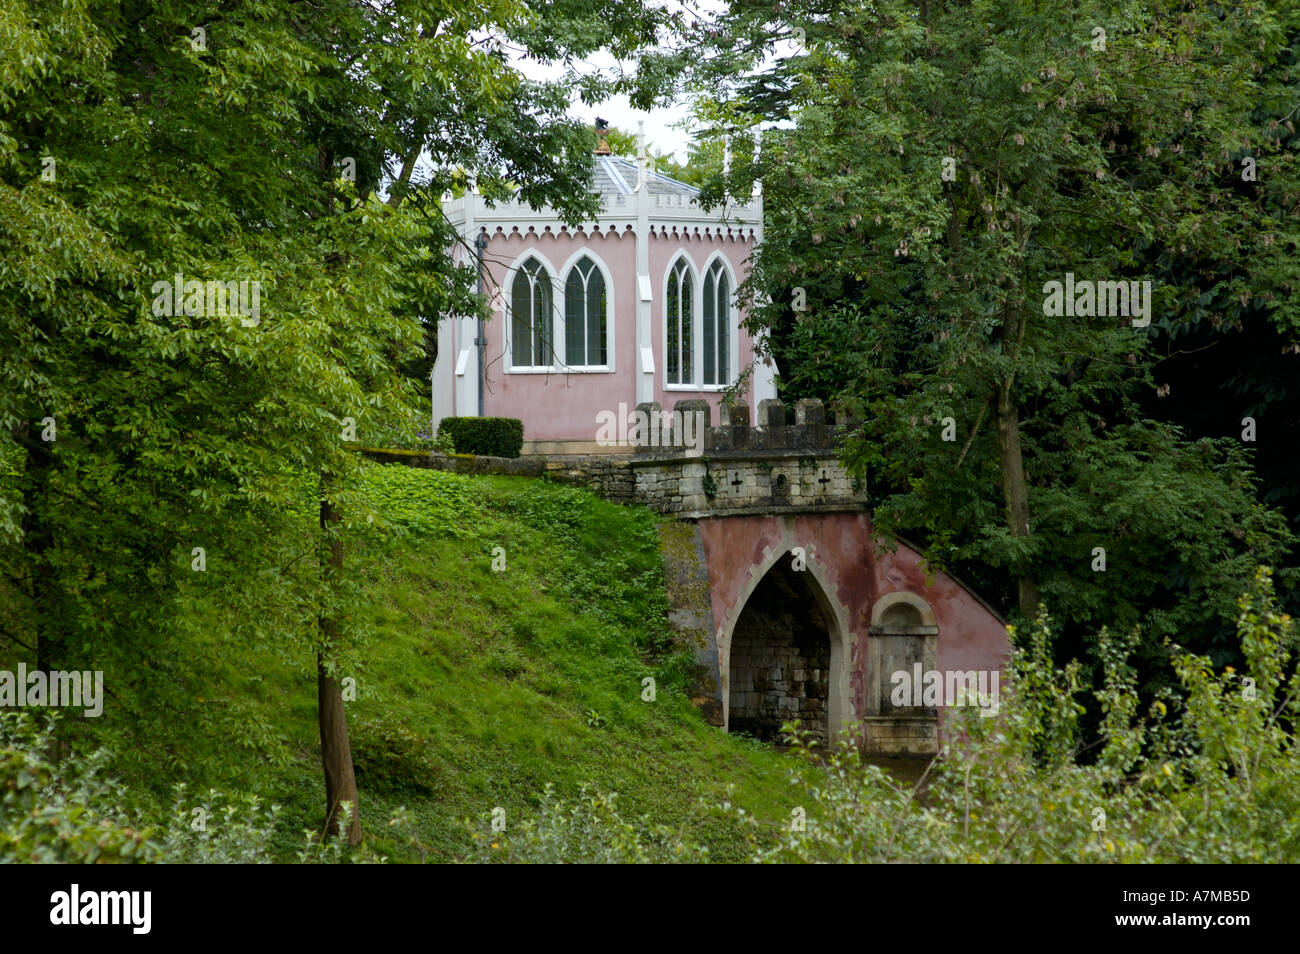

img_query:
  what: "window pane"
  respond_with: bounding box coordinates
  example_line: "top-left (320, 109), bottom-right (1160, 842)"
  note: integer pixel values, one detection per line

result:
top-left (681, 272), bottom-right (693, 383)
top-left (534, 275), bottom-right (552, 366)
top-left (587, 269), bottom-right (605, 366)
top-left (565, 270), bottom-right (585, 365)
top-left (718, 271), bottom-right (729, 383)
top-left (703, 271), bottom-right (716, 385)
top-left (512, 270), bottom-right (531, 364)
top-left (667, 273), bottom-right (679, 383)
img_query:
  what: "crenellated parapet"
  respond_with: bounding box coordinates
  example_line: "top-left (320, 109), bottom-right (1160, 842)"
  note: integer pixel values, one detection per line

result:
top-left (628, 397), bottom-right (841, 455)
top-left (627, 398), bottom-right (866, 517)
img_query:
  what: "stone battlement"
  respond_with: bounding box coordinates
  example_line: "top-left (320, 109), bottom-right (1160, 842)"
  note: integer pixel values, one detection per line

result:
top-left (614, 398), bottom-right (865, 517)
top-left (628, 397), bottom-right (839, 458)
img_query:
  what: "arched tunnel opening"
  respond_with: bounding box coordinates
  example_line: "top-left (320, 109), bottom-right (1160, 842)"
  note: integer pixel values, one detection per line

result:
top-left (727, 556), bottom-right (831, 745)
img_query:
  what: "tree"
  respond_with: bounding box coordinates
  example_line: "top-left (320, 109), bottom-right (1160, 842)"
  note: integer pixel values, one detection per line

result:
top-left (670, 0), bottom-right (1298, 683)
top-left (1, 0), bottom-right (677, 843)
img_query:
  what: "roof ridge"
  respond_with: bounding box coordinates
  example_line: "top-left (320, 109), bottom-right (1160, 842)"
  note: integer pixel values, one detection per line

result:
top-left (600, 157), bottom-right (633, 195)
top-left (601, 155), bottom-right (700, 194)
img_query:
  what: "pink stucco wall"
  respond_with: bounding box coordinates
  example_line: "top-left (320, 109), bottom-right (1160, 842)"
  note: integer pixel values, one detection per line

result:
top-left (477, 226), bottom-right (758, 442)
top-left (694, 511), bottom-right (1010, 732)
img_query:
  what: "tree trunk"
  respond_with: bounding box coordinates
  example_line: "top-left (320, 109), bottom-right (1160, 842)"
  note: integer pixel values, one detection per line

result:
top-left (995, 300), bottom-right (1042, 622)
top-left (317, 652), bottom-right (361, 845)
top-left (995, 381), bottom-right (1042, 620)
top-left (19, 425), bottom-right (64, 698)
top-left (318, 487), bottom-right (361, 845)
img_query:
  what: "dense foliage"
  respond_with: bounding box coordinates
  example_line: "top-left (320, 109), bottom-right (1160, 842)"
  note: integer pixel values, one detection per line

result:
top-left (0, 0), bottom-right (679, 840)
top-left (657, 0), bottom-right (1300, 691)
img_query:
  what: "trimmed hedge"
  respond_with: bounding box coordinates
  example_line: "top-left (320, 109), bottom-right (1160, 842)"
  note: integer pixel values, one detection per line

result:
top-left (437, 416), bottom-right (524, 458)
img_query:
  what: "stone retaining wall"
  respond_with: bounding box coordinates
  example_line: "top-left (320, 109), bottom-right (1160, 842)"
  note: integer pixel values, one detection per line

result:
top-left (363, 398), bottom-right (865, 517)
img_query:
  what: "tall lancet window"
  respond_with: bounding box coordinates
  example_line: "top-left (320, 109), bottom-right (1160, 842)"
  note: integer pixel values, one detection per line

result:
top-left (564, 256), bottom-right (607, 367)
top-left (511, 257), bottom-right (553, 367)
top-left (666, 257), bottom-right (694, 385)
top-left (703, 260), bottom-right (731, 385)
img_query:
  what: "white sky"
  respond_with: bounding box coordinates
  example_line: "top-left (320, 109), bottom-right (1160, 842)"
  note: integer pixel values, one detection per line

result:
top-left (509, 0), bottom-right (729, 162)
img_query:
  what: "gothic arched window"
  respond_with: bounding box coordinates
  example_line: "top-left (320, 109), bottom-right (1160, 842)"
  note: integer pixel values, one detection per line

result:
top-left (703, 260), bottom-right (731, 385)
top-left (666, 257), bottom-right (694, 385)
top-left (564, 256), bottom-right (607, 367)
top-left (511, 257), bottom-right (553, 367)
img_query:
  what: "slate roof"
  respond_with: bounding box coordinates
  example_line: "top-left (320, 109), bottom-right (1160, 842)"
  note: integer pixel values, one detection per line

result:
top-left (590, 156), bottom-right (699, 199)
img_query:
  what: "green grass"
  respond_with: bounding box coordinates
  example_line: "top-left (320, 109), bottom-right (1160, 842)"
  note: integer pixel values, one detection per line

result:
top-left (94, 464), bottom-right (807, 861)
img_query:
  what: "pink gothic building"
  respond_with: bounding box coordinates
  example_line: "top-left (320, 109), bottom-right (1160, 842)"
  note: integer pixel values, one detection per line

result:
top-left (433, 134), bottom-right (778, 454)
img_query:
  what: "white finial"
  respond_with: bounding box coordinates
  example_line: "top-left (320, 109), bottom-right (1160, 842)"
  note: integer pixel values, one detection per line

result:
top-left (636, 120), bottom-right (647, 192)
top-left (722, 135), bottom-right (731, 203)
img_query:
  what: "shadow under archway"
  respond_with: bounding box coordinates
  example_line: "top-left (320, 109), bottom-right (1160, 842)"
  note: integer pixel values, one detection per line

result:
top-left (727, 557), bottom-right (831, 745)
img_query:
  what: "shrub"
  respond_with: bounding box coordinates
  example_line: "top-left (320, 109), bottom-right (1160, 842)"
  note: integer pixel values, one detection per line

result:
top-left (0, 712), bottom-right (285, 863)
top-left (437, 417), bottom-right (524, 458)
top-left (461, 785), bottom-right (710, 863)
top-left (0, 712), bottom-right (384, 864)
top-left (152, 784), bottom-right (281, 863)
top-left (0, 713), bottom-right (155, 863)
top-left (350, 714), bottom-right (440, 797)
top-left (746, 566), bottom-right (1300, 863)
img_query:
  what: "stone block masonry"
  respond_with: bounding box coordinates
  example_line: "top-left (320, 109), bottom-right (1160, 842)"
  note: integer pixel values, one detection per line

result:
top-left (727, 560), bottom-right (833, 745)
top-left (627, 398), bottom-right (866, 518)
top-left (361, 398), bottom-right (866, 519)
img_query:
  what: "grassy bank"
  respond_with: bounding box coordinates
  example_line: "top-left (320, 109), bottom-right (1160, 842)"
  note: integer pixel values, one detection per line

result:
top-left (73, 464), bottom-right (805, 861)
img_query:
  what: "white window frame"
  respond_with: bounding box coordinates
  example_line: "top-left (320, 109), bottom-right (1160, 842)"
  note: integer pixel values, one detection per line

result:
top-left (663, 254), bottom-right (696, 388)
top-left (701, 255), bottom-right (734, 388)
top-left (662, 250), bottom-right (739, 392)
top-left (503, 251), bottom-right (560, 373)
top-left (556, 248), bottom-right (616, 373)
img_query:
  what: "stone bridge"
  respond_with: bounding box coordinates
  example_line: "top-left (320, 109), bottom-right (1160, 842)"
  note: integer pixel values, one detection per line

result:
top-left (369, 397), bottom-right (1010, 754)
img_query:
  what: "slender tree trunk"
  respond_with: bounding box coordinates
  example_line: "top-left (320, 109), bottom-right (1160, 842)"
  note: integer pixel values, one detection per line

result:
top-left (995, 299), bottom-right (1042, 621)
top-left (994, 380), bottom-right (1042, 620)
top-left (318, 486), bottom-right (361, 845)
top-left (18, 427), bottom-right (61, 674)
top-left (311, 138), bottom-right (361, 846)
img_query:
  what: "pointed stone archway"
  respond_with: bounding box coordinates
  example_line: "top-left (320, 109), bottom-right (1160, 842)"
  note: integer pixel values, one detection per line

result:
top-left (726, 559), bottom-right (832, 743)
top-left (719, 546), bottom-right (853, 746)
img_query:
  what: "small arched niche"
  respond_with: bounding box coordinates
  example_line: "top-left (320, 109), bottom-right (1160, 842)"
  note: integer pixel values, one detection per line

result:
top-left (867, 592), bottom-right (939, 719)
top-left (870, 592), bottom-right (937, 629)
top-left (880, 601), bottom-right (923, 629)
